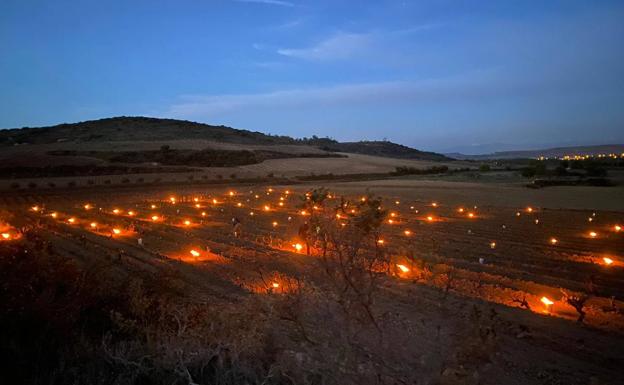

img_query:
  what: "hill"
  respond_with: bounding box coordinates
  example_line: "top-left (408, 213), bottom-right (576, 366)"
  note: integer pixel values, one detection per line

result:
top-left (0, 116), bottom-right (295, 146)
top-left (320, 141), bottom-right (452, 161)
top-left (0, 116), bottom-right (450, 161)
top-left (448, 144), bottom-right (624, 160)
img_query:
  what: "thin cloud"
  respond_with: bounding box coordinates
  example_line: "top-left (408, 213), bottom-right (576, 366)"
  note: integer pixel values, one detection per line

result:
top-left (276, 24), bottom-right (442, 61)
top-left (166, 72), bottom-right (506, 118)
top-left (277, 32), bottom-right (372, 60)
top-left (233, 0), bottom-right (294, 7)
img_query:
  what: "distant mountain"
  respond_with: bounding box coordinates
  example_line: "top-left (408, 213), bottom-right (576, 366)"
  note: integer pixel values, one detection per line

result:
top-left (448, 144), bottom-right (624, 160)
top-left (0, 116), bottom-right (450, 161)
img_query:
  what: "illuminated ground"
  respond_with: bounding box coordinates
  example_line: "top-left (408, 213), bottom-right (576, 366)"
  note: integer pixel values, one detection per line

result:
top-left (1, 183), bottom-right (623, 384)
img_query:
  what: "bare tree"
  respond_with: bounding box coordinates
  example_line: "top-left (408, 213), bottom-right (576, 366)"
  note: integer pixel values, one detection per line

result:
top-left (560, 288), bottom-right (589, 323)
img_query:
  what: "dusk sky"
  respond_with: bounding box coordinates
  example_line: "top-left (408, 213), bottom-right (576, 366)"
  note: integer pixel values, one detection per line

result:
top-left (1, 0), bottom-right (623, 154)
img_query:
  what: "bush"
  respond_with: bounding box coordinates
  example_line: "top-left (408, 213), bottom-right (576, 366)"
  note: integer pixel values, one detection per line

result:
top-left (67, 181), bottom-right (76, 187)
top-left (27, 182), bottom-right (37, 189)
top-left (10, 182), bottom-right (20, 189)
top-left (87, 179), bottom-right (95, 185)
top-left (392, 165), bottom-right (449, 176)
top-left (478, 164), bottom-right (491, 172)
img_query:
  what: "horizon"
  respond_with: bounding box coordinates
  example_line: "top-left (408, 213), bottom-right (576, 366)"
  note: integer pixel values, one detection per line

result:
top-left (3, 114), bottom-right (624, 156)
top-left (1, 0), bottom-right (624, 153)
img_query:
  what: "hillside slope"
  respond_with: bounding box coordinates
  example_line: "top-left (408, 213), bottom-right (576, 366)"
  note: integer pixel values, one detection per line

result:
top-left (321, 141), bottom-right (452, 161)
top-left (0, 116), bottom-right (294, 146)
top-left (1, 116), bottom-right (450, 161)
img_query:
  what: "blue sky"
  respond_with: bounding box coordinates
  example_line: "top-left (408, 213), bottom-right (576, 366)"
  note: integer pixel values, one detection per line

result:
top-left (1, 0), bottom-right (623, 153)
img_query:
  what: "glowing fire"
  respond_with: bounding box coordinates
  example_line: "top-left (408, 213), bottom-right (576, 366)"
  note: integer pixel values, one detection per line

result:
top-left (169, 197), bottom-right (176, 203)
top-left (84, 204), bottom-right (91, 210)
top-left (183, 220), bottom-right (191, 226)
top-left (540, 296), bottom-right (554, 309)
top-left (50, 212), bottom-right (58, 218)
top-left (614, 225), bottom-right (622, 232)
top-left (550, 237), bottom-right (558, 245)
top-left (426, 216), bottom-right (434, 222)
top-left (377, 239), bottom-right (385, 245)
top-left (31, 205), bottom-right (40, 212)
top-left (294, 243), bottom-right (303, 252)
top-left (397, 264), bottom-right (410, 273)
top-left (1, 233), bottom-right (10, 240)
top-left (190, 249), bottom-right (200, 257)
top-left (490, 242), bottom-right (496, 249)
top-left (404, 230), bottom-right (412, 236)
top-left (229, 191), bottom-right (235, 196)
top-left (264, 205), bottom-right (270, 211)
top-left (128, 210), bottom-right (135, 216)
top-left (201, 212), bottom-right (207, 217)
top-left (90, 222), bottom-right (97, 228)
top-left (388, 219), bottom-right (394, 224)
top-left (272, 282), bottom-right (280, 288)
top-left (151, 215), bottom-right (160, 221)
top-left (272, 221), bottom-right (278, 227)
top-left (526, 207), bottom-right (533, 213)
top-left (431, 202), bottom-right (438, 207)
top-left (468, 212), bottom-right (475, 218)
top-left (589, 231), bottom-right (597, 238)
top-left (458, 207), bottom-right (465, 213)
top-left (603, 257), bottom-right (614, 265)
top-left (67, 217), bottom-right (76, 224)
top-left (194, 197), bottom-right (199, 202)
top-left (151, 204), bottom-right (157, 209)
top-left (112, 228), bottom-right (121, 235)
top-left (112, 209), bottom-right (120, 214)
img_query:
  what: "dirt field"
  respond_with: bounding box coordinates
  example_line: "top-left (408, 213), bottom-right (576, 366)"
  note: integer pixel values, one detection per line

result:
top-left (0, 150), bottom-right (472, 190)
top-left (1, 180), bottom-right (623, 384)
